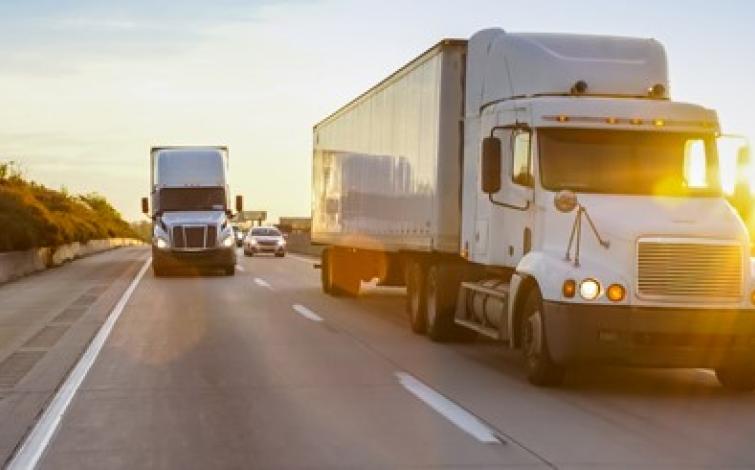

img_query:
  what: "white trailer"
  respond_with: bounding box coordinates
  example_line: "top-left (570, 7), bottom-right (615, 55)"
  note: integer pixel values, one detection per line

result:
top-left (142, 146), bottom-right (243, 276)
top-left (313, 28), bottom-right (755, 390)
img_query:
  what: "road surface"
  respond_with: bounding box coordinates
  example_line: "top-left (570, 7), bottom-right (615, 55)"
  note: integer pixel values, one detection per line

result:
top-left (2, 246), bottom-right (755, 469)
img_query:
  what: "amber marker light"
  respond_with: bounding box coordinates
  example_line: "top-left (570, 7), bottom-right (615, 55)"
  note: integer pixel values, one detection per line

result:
top-left (606, 284), bottom-right (626, 302)
top-left (606, 117), bottom-right (618, 124)
top-left (563, 279), bottom-right (576, 298)
top-left (653, 119), bottom-right (665, 127)
top-left (750, 290), bottom-right (755, 306)
top-left (557, 115), bottom-right (569, 123)
top-left (630, 118), bottom-right (643, 125)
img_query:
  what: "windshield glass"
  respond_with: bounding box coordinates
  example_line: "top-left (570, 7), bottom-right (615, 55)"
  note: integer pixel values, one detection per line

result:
top-left (252, 228), bottom-right (281, 236)
top-left (158, 188), bottom-right (226, 212)
top-left (538, 129), bottom-right (721, 197)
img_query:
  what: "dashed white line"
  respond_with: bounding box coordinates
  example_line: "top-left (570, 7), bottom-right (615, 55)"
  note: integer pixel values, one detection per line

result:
top-left (287, 254), bottom-right (318, 265)
top-left (254, 277), bottom-right (273, 289)
top-left (7, 257), bottom-right (152, 470)
top-left (292, 304), bottom-right (323, 322)
top-left (396, 372), bottom-right (501, 444)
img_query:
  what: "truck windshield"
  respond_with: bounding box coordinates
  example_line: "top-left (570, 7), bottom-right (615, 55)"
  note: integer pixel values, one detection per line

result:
top-left (158, 188), bottom-right (226, 212)
top-left (538, 129), bottom-right (721, 197)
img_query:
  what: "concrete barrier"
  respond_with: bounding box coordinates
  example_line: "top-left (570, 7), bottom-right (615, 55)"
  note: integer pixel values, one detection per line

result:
top-left (0, 238), bottom-right (143, 285)
top-left (285, 233), bottom-right (324, 258)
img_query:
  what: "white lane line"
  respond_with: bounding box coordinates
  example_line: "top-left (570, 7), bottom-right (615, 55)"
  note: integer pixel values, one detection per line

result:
top-left (287, 254), bottom-right (318, 265)
top-left (396, 372), bottom-right (501, 444)
top-left (292, 304), bottom-right (323, 322)
top-left (236, 264), bottom-right (245, 272)
top-left (254, 277), bottom-right (273, 289)
top-left (8, 257), bottom-right (152, 470)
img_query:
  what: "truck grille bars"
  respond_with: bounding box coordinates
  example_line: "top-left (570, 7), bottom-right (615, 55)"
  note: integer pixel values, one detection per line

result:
top-left (171, 225), bottom-right (218, 250)
top-left (637, 239), bottom-right (743, 301)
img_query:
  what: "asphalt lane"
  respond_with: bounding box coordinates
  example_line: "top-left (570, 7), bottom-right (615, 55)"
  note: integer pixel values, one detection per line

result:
top-left (32, 250), bottom-right (755, 469)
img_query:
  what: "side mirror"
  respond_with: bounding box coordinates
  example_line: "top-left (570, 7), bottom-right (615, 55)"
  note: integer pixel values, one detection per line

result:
top-left (554, 190), bottom-right (578, 213)
top-left (481, 137), bottom-right (502, 194)
top-left (141, 197), bottom-right (149, 215)
top-left (235, 195), bottom-right (244, 213)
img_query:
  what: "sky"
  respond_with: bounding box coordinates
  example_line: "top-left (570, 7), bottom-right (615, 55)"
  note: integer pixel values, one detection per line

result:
top-left (0, 0), bottom-right (753, 222)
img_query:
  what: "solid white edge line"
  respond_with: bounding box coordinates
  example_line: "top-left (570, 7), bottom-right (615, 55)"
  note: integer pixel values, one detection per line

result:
top-left (7, 257), bottom-right (152, 470)
top-left (396, 372), bottom-right (500, 444)
top-left (292, 304), bottom-right (323, 322)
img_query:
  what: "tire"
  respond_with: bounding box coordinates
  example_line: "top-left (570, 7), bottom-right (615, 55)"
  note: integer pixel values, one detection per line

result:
top-left (406, 260), bottom-right (427, 334)
top-left (275, 252), bottom-right (285, 258)
top-left (520, 288), bottom-right (565, 387)
top-left (224, 265), bottom-right (235, 276)
top-left (715, 366), bottom-right (755, 391)
top-left (321, 248), bottom-right (333, 294)
top-left (425, 264), bottom-right (458, 342)
top-left (243, 249), bottom-right (251, 257)
top-left (153, 263), bottom-right (167, 277)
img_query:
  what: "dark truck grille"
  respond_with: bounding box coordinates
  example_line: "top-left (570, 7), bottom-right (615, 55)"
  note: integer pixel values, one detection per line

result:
top-left (171, 225), bottom-right (218, 249)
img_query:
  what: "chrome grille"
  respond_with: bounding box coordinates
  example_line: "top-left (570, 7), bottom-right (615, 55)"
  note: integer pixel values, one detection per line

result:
top-left (184, 227), bottom-right (204, 248)
top-left (171, 225), bottom-right (218, 250)
top-left (637, 239), bottom-right (743, 301)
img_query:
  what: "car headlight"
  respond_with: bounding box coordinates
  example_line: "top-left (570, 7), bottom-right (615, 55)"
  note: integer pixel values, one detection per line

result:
top-left (156, 237), bottom-right (169, 250)
top-left (222, 234), bottom-right (235, 248)
top-left (277, 239), bottom-right (285, 246)
top-left (250, 238), bottom-right (258, 246)
top-left (579, 279), bottom-right (601, 300)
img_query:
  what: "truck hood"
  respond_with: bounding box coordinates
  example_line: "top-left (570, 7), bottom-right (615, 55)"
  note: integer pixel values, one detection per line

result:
top-left (160, 211), bottom-right (227, 226)
top-left (568, 194), bottom-right (746, 244)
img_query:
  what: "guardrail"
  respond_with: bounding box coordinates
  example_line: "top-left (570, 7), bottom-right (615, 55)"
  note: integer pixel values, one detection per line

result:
top-left (0, 238), bottom-right (143, 285)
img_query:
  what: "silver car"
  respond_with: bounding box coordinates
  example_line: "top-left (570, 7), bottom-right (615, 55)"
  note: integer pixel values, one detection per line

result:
top-left (243, 227), bottom-right (286, 257)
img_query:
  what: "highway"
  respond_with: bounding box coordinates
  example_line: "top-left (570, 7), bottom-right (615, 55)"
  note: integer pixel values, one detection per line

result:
top-left (2, 247), bottom-right (755, 469)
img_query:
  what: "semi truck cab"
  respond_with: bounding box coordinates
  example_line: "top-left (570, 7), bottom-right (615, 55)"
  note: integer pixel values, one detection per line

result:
top-left (458, 30), bottom-right (755, 387)
top-left (142, 146), bottom-right (242, 276)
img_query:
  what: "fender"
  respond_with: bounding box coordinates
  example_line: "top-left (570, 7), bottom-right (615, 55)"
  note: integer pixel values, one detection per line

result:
top-left (507, 252), bottom-right (573, 348)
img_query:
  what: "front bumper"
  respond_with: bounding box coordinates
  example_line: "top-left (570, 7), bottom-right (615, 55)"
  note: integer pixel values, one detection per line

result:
top-left (153, 246), bottom-right (235, 269)
top-left (248, 244), bottom-right (285, 253)
top-left (543, 301), bottom-right (755, 368)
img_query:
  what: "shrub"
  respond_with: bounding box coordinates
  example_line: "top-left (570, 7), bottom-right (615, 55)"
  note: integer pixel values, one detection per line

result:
top-left (0, 164), bottom-right (137, 252)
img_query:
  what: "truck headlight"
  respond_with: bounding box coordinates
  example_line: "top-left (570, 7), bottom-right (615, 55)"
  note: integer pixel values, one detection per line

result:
top-left (222, 234), bottom-right (235, 248)
top-left (156, 238), bottom-right (169, 250)
top-left (579, 279), bottom-right (601, 300)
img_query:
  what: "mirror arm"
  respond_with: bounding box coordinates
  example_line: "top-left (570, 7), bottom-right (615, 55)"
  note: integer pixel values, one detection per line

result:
top-left (488, 193), bottom-right (530, 211)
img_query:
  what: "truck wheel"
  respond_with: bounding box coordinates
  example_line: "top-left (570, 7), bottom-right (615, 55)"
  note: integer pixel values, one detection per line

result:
top-left (425, 264), bottom-right (457, 342)
top-left (153, 263), bottom-right (167, 277)
top-left (406, 260), bottom-right (427, 334)
top-left (321, 248), bottom-right (334, 294)
top-left (715, 366), bottom-right (755, 391)
top-left (521, 288), bottom-right (565, 387)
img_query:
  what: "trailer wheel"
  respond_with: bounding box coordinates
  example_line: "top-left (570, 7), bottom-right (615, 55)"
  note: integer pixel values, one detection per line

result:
top-left (321, 248), bottom-right (334, 294)
top-left (224, 265), bottom-right (235, 276)
top-left (521, 288), bottom-right (565, 386)
top-left (715, 366), bottom-right (755, 391)
top-left (426, 264), bottom-right (458, 342)
top-left (406, 260), bottom-right (427, 334)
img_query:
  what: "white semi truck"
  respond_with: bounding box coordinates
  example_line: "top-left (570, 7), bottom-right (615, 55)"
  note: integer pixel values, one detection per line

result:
top-left (142, 146), bottom-right (243, 276)
top-left (312, 29), bottom-right (755, 389)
